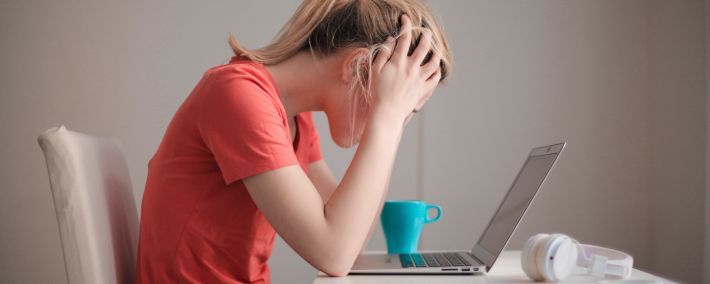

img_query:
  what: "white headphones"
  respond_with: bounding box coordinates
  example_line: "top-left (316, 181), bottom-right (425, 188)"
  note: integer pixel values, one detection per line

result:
top-left (521, 233), bottom-right (634, 282)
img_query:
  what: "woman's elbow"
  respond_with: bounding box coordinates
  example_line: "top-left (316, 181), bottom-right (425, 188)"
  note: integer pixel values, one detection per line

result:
top-left (326, 271), bottom-right (350, 277)
top-left (320, 262), bottom-right (353, 277)
top-left (313, 248), bottom-right (358, 277)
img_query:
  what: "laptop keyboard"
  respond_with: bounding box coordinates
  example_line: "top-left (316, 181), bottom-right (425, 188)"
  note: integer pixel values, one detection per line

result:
top-left (399, 252), bottom-right (471, 268)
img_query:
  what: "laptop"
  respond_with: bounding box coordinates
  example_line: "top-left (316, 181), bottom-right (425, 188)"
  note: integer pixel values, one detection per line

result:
top-left (349, 142), bottom-right (566, 275)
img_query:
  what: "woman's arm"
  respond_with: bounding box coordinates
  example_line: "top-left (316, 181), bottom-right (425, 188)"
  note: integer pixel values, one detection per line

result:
top-left (244, 116), bottom-right (402, 276)
top-left (307, 160), bottom-right (338, 203)
top-left (308, 157), bottom-right (394, 255)
top-left (243, 15), bottom-right (442, 276)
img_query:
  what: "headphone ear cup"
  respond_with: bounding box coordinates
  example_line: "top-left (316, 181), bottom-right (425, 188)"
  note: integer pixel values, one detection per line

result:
top-left (537, 234), bottom-right (566, 282)
top-left (521, 234), bottom-right (549, 281)
top-left (549, 237), bottom-right (578, 281)
top-left (521, 235), bottom-right (539, 279)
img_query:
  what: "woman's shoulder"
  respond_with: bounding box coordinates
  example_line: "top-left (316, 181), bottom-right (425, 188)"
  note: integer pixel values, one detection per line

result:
top-left (207, 56), bottom-right (270, 81)
top-left (201, 56), bottom-right (279, 100)
top-left (195, 56), bottom-right (284, 118)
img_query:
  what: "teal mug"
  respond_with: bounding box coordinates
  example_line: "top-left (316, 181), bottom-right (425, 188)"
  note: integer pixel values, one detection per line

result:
top-left (381, 200), bottom-right (443, 254)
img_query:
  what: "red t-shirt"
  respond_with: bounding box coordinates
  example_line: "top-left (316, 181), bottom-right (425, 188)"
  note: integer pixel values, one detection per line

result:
top-left (136, 56), bottom-right (323, 283)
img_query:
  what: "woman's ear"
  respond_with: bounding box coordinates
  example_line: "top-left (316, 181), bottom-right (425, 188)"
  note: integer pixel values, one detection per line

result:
top-left (340, 47), bottom-right (370, 84)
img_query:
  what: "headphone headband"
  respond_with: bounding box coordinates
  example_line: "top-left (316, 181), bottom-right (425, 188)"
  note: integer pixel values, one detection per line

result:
top-left (578, 244), bottom-right (633, 279)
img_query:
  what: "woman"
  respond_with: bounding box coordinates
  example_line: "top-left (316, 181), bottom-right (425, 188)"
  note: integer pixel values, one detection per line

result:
top-left (136, 0), bottom-right (452, 283)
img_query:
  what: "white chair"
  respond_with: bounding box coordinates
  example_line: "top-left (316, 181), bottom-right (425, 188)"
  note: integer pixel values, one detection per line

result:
top-left (38, 125), bottom-right (139, 284)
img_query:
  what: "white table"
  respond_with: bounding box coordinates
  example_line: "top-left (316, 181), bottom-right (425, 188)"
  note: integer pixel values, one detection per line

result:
top-left (313, 251), bottom-right (674, 283)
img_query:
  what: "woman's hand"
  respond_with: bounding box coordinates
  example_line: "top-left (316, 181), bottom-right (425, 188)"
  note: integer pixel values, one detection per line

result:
top-left (370, 14), bottom-right (442, 126)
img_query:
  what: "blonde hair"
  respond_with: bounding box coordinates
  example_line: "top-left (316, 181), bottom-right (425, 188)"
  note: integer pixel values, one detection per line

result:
top-left (229, 0), bottom-right (452, 101)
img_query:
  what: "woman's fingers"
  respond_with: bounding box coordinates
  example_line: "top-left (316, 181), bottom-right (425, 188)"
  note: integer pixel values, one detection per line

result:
top-left (421, 51), bottom-right (442, 79)
top-left (373, 37), bottom-right (395, 71)
top-left (410, 30), bottom-right (432, 65)
top-left (392, 14), bottom-right (413, 64)
top-left (368, 14), bottom-right (443, 124)
top-left (425, 68), bottom-right (442, 87)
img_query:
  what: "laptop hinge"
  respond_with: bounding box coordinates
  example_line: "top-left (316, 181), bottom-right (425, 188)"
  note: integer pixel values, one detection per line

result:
top-left (467, 252), bottom-right (485, 266)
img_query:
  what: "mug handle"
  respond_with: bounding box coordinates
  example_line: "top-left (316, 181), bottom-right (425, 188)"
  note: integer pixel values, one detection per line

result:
top-left (424, 204), bottom-right (442, 223)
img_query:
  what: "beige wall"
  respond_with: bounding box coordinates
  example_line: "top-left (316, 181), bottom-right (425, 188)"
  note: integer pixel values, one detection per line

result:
top-left (421, 0), bottom-right (651, 268)
top-left (0, 1), bottom-right (705, 283)
top-left (649, 1), bottom-right (706, 282)
top-left (706, 1), bottom-right (710, 282)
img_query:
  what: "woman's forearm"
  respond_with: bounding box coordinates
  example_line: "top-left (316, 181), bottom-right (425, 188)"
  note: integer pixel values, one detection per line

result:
top-left (323, 113), bottom-right (404, 273)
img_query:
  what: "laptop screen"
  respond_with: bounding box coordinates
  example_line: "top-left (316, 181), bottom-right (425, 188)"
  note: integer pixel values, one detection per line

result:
top-left (471, 143), bottom-right (564, 269)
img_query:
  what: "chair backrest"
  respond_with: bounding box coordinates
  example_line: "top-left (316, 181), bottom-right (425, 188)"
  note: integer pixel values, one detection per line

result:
top-left (38, 126), bottom-right (138, 284)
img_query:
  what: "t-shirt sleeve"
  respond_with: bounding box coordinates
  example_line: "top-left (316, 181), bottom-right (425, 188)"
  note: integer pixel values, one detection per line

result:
top-left (304, 113), bottom-right (324, 163)
top-left (198, 67), bottom-right (298, 184)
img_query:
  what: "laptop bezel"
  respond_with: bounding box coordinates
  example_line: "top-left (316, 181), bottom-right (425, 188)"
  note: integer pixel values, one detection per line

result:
top-left (469, 142), bottom-right (566, 272)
